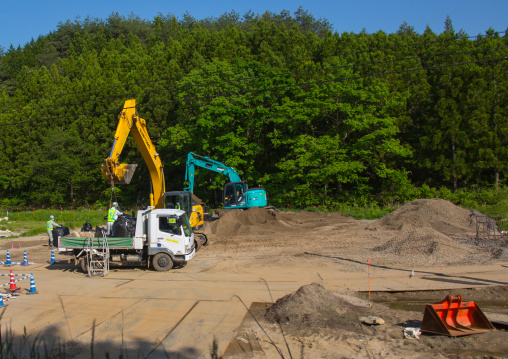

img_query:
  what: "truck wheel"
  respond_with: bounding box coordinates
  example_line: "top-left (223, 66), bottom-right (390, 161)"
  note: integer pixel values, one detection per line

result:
top-left (152, 253), bottom-right (173, 271)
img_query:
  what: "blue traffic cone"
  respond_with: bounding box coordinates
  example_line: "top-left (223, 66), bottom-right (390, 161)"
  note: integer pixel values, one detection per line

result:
top-left (27, 274), bottom-right (38, 295)
top-left (21, 250), bottom-right (29, 266)
top-left (0, 295), bottom-right (5, 307)
top-left (50, 249), bottom-right (55, 264)
top-left (4, 250), bottom-right (11, 267)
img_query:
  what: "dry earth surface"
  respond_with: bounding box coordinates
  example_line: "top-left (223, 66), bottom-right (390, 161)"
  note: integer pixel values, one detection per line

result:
top-left (0, 198), bottom-right (507, 358)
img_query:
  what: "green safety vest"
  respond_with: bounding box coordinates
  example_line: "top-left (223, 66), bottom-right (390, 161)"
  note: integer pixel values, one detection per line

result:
top-left (47, 220), bottom-right (52, 231)
top-left (108, 208), bottom-right (116, 222)
top-left (176, 203), bottom-right (181, 210)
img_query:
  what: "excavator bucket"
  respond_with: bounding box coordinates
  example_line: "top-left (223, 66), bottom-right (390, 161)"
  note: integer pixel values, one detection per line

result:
top-left (101, 163), bottom-right (138, 185)
top-left (421, 295), bottom-right (494, 337)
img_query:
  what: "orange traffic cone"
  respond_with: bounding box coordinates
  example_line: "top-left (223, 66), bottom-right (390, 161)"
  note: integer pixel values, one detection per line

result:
top-left (6, 270), bottom-right (20, 294)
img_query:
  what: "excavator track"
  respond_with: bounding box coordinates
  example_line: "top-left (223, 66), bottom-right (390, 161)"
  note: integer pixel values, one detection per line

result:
top-left (194, 232), bottom-right (208, 252)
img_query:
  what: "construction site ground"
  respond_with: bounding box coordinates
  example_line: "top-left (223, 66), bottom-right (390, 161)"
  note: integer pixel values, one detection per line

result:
top-left (0, 198), bottom-right (507, 358)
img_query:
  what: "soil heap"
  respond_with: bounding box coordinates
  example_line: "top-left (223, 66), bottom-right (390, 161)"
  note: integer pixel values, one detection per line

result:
top-left (368, 198), bottom-right (506, 266)
top-left (265, 283), bottom-right (365, 329)
top-left (370, 198), bottom-right (476, 236)
top-left (204, 207), bottom-right (286, 236)
top-left (201, 199), bottom-right (507, 267)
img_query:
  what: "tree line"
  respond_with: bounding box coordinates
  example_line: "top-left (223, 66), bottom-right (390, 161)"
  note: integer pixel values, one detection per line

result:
top-left (0, 9), bottom-right (507, 209)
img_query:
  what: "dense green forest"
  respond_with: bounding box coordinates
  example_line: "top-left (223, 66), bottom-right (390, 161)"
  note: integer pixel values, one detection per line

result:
top-left (0, 9), bottom-right (507, 209)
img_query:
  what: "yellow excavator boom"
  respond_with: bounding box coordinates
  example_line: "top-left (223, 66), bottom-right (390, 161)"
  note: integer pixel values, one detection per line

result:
top-left (101, 99), bottom-right (165, 208)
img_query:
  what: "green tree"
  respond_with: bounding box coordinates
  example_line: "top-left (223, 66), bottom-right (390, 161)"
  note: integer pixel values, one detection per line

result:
top-left (30, 128), bottom-right (96, 204)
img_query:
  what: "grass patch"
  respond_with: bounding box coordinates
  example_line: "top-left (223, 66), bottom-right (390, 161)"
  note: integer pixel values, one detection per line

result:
top-left (20, 228), bottom-right (47, 237)
top-left (276, 204), bottom-right (399, 220)
top-left (0, 209), bottom-right (108, 238)
top-left (337, 205), bottom-right (399, 220)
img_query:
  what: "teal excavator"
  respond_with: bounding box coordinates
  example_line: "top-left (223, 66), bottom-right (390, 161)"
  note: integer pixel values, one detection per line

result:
top-left (184, 152), bottom-right (267, 209)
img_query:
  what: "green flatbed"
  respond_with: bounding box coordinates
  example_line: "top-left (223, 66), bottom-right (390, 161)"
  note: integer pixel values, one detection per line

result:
top-left (60, 236), bottom-right (134, 249)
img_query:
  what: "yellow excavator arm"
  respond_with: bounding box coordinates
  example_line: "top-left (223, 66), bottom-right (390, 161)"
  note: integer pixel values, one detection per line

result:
top-left (101, 99), bottom-right (165, 208)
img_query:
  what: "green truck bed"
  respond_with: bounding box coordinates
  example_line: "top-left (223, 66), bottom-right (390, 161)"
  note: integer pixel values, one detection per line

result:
top-left (60, 236), bottom-right (134, 249)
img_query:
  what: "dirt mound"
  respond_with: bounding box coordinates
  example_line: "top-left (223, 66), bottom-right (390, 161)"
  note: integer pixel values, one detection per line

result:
top-left (265, 283), bottom-right (365, 329)
top-left (204, 207), bottom-right (286, 236)
top-left (372, 226), bottom-right (478, 266)
top-left (370, 198), bottom-right (476, 237)
top-left (365, 199), bottom-right (508, 265)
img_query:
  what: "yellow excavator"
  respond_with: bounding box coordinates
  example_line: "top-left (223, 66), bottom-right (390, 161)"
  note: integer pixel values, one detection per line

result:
top-left (101, 99), bottom-right (207, 245)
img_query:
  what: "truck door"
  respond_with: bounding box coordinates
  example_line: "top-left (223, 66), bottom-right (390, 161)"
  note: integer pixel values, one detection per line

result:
top-left (156, 215), bottom-right (183, 252)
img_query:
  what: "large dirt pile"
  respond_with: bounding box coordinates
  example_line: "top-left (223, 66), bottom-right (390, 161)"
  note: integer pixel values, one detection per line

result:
top-left (265, 283), bottom-right (365, 329)
top-left (369, 198), bottom-right (475, 237)
top-left (204, 207), bottom-right (287, 236)
top-left (368, 199), bottom-right (506, 265)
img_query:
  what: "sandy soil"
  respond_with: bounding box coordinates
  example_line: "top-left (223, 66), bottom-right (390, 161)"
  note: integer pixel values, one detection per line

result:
top-left (199, 199), bottom-right (508, 358)
top-left (0, 198), bottom-right (507, 358)
top-left (225, 286), bottom-right (508, 359)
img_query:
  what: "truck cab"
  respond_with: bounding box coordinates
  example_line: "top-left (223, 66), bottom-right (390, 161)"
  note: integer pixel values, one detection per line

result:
top-left (136, 207), bottom-right (195, 270)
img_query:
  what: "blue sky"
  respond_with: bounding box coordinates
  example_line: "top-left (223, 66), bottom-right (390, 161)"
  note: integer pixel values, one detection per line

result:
top-left (1, 0), bottom-right (507, 49)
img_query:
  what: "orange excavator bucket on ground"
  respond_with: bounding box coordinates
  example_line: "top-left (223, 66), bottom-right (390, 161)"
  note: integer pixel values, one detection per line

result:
top-left (421, 295), bottom-right (495, 336)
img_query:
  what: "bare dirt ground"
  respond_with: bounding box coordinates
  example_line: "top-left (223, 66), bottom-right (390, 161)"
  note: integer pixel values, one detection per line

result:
top-left (1, 198), bottom-right (507, 358)
top-left (200, 198), bottom-right (508, 358)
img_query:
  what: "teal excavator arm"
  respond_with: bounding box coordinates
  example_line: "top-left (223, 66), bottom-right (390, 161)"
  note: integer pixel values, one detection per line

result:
top-left (183, 152), bottom-right (267, 209)
top-left (184, 152), bottom-right (241, 192)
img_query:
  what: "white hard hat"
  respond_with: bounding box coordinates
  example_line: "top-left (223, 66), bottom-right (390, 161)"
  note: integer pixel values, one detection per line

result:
top-left (113, 202), bottom-right (118, 207)
top-left (50, 215), bottom-right (54, 219)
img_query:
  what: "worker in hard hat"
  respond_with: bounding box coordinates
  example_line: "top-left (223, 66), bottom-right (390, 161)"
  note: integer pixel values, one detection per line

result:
top-left (46, 215), bottom-right (61, 247)
top-left (107, 202), bottom-right (123, 236)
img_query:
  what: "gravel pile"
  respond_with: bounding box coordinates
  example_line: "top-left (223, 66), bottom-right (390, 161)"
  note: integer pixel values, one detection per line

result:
top-left (368, 199), bottom-right (507, 265)
top-left (372, 226), bottom-right (479, 266)
top-left (370, 198), bottom-right (476, 237)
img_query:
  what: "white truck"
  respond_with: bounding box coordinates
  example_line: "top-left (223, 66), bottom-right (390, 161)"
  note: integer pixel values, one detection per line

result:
top-left (59, 207), bottom-right (197, 276)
